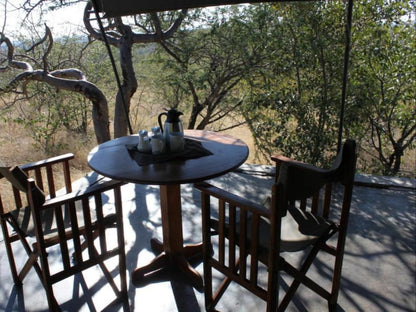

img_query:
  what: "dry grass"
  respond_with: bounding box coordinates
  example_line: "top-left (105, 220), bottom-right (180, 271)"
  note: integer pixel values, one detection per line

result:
top-left (216, 125), bottom-right (268, 165)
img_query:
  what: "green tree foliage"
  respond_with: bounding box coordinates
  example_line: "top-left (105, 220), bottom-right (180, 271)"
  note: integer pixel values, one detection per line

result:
top-left (347, 0), bottom-right (415, 175)
top-left (244, 2), bottom-right (347, 166)
top-left (147, 6), bottom-right (275, 131)
top-left (12, 83), bottom-right (75, 154)
top-left (142, 1), bottom-right (414, 174)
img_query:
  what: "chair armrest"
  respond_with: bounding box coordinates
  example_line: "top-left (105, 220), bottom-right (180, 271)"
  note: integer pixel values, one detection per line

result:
top-left (41, 179), bottom-right (124, 210)
top-left (19, 153), bottom-right (75, 171)
top-left (271, 154), bottom-right (330, 177)
top-left (195, 182), bottom-right (270, 217)
top-left (0, 166), bottom-right (30, 192)
top-left (271, 154), bottom-right (297, 164)
top-left (271, 154), bottom-right (320, 171)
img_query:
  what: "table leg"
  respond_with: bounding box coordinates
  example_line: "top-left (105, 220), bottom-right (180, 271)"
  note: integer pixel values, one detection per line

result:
top-left (131, 184), bottom-right (203, 290)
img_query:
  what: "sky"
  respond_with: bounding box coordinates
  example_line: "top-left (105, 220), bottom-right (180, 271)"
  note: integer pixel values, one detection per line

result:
top-left (1, 0), bottom-right (87, 37)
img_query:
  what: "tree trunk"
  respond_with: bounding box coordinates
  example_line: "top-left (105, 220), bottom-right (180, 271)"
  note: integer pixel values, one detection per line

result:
top-left (113, 26), bottom-right (137, 138)
top-left (188, 103), bottom-right (204, 129)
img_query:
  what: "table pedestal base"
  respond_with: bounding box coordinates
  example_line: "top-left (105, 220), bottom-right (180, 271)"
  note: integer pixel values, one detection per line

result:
top-left (132, 184), bottom-right (203, 291)
top-left (131, 239), bottom-right (203, 291)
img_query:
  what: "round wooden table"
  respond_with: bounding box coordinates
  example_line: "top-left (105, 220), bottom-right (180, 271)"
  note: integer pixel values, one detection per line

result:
top-left (88, 130), bottom-right (249, 290)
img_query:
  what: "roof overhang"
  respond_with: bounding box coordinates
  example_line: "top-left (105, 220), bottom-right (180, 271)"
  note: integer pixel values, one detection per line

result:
top-left (92, 0), bottom-right (291, 17)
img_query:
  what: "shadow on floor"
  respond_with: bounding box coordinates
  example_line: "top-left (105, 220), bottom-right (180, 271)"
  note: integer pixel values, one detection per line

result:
top-left (0, 169), bottom-right (415, 311)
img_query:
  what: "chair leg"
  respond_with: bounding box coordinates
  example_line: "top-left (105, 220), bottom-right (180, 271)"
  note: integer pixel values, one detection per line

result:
top-left (266, 275), bottom-right (279, 312)
top-left (203, 247), bottom-right (234, 311)
top-left (328, 301), bottom-right (338, 312)
top-left (115, 189), bottom-right (128, 299)
top-left (327, 254), bottom-right (344, 311)
top-left (1, 218), bottom-right (47, 287)
top-left (118, 247), bottom-right (128, 299)
top-left (277, 247), bottom-right (320, 311)
top-left (328, 278), bottom-right (341, 312)
top-left (203, 247), bottom-right (214, 311)
top-left (34, 243), bottom-right (60, 311)
top-left (43, 281), bottom-right (61, 312)
top-left (328, 225), bottom-right (348, 311)
top-left (0, 220), bottom-right (21, 285)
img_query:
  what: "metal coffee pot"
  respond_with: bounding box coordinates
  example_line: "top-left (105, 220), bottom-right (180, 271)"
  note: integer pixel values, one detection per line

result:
top-left (158, 108), bottom-right (185, 152)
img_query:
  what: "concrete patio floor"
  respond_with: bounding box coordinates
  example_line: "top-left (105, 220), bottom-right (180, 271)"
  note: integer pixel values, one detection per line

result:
top-left (0, 164), bottom-right (415, 312)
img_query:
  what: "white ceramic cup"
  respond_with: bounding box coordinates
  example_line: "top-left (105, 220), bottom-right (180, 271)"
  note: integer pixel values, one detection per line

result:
top-left (151, 136), bottom-right (165, 155)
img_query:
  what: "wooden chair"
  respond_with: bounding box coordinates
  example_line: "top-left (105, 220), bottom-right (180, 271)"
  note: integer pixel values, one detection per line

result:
top-left (0, 153), bottom-right (128, 311)
top-left (196, 140), bottom-right (356, 311)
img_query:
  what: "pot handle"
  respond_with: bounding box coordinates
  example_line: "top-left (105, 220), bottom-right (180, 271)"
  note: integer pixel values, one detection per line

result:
top-left (158, 112), bottom-right (168, 133)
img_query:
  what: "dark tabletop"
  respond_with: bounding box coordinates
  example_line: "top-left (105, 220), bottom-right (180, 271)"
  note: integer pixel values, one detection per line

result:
top-left (87, 130), bottom-right (249, 185)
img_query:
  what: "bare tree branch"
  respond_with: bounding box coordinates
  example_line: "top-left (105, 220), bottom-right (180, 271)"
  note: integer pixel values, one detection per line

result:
top-left (0, 30), bottom-right (111, 144)
top-left (26, 24), bottom-right (53, 72)
top-left (0, 33), bottom-right (33, 71)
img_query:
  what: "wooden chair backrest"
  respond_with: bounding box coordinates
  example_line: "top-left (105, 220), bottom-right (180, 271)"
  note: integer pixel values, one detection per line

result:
top-left (20, 153), bottom-right (74, 197)
top-left (273, 140), bottom-right (356, 218)
top-left (0, 154), bottom-right (73, 216)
